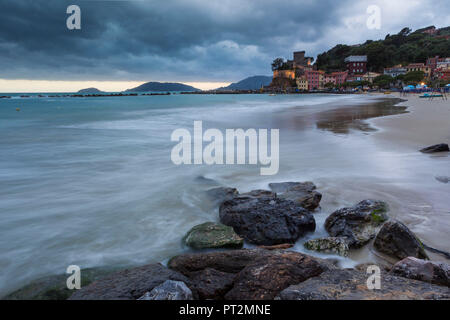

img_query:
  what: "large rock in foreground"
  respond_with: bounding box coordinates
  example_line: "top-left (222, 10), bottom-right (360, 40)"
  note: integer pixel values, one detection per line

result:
top-left (69, 263), bottom-right (191, 300)
top-left (138, 280), bottom-right (193, 300)
top-left (373, 220), bottom-right (428, 261)
top-left (183, 222), bottom-right (243, 249)
top-left (269, 182), bottom-right (322, 211)
top-left (224, 251), bottom-right (327, 300)
top-left (189, 268), bottom-right (236, 300)
top-left (391, 257), bottom-right (450, 287)
top-left (168, 249), bottom-right (332, 300)
top-left (219, 195), bottom-right (315, 245)
top-left (420, 143), bottom-right (449, 153)
top-left (277, 269), bottom-right (450, 300)
top-left (3, 267), bottom-right (117, 300)
top-left (325, 200), bottom-right (389, 248)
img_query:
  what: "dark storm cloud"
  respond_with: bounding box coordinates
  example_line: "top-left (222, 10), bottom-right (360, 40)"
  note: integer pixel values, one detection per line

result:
top-left (0, 0), bottom-right (446, 82)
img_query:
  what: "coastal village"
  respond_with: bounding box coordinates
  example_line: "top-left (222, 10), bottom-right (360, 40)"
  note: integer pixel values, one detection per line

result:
top-left (270, 26), bottom-right (450, 93)
top-left (271, 50), bottom-right (450, 92)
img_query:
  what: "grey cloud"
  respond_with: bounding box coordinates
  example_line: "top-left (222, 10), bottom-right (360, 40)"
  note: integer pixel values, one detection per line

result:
top-left (0, 0), bottom-right (448, 82)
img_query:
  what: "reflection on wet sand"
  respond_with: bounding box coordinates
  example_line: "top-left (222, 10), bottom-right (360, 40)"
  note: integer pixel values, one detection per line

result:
top-left (277, 98), bottom-right (408, 134)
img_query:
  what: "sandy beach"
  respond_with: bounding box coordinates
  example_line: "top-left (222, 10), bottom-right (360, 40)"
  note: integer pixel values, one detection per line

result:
top-left (368, 93), bottom-right (450, 263)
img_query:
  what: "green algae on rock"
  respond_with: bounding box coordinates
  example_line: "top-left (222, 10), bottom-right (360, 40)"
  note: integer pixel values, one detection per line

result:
top-left (183, 222), bottom-right (243, 249)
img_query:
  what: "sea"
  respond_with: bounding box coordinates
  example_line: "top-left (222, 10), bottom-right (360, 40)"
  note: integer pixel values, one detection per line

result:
top-left (0, 92), bottom-right (449, 296)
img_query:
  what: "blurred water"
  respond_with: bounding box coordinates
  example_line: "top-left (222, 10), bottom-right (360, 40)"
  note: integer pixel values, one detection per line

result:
top-left (0, 93), bottom-right (448, 295)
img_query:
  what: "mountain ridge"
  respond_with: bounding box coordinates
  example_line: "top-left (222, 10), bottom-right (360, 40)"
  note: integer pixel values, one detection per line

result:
top-left (125, 82), bottom-right (200, 92)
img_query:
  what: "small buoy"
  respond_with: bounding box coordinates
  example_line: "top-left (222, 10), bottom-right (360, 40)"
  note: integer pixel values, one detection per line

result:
top-left (16, 108), bottom-right (20, 112)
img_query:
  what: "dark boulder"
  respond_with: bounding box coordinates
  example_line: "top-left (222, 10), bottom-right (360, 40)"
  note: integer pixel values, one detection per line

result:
top-left (324, 200), bottom-right (389, 248)
top-left (137, 280), bottom-right (193, 300)
top-left (189, 268), bottom-right (236, 300)
top-left (435, 176), bottom-right (450, 184)
top-left (3, 267), bottom-right (117, 300)
top-left (420, 144), bottom-right (449, 153)
top-left (269, 182), bottom-right (322, 211)
top-left (239, 189), bottom-right (276, 199)
top-left (69, 263), bottom-right (191, 300)
top-left (219, 195), bottom-right (315, 245)
top-left (168, 249), bottom-right (274, 275)
top-left (277, 269), bottom-right (450, 300)
top-left (373, 220), bottom-right (429, 261)
top-left (390, 257), bottom-right (449, 287)
top-left (168, 249), bottom-right (332, 300)
top-left (224, 251), bottom-right (327, 300)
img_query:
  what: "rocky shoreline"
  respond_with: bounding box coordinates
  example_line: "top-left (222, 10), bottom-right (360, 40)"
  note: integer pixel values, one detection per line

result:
top-left (4, 177), bottom-right (450, 300)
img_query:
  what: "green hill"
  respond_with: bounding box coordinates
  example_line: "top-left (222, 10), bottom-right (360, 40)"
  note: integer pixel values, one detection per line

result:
top-left (125, 82), bottom-right (200, 92)
top-left (315, 26), bottom-right (450, 73)
top-left (217, 76), bottom-right (273, 90)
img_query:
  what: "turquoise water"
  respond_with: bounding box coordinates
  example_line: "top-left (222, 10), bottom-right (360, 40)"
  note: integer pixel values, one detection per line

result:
top-left (0, 93), bottom-right (448, 296)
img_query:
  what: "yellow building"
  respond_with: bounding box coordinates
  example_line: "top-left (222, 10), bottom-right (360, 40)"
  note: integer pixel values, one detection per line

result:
top-left (405, 63), bottom-right (431, 78)
top-left (296, 77), bottom-right (308, 91)
top-left (362, 72), bottom-right (381, 83)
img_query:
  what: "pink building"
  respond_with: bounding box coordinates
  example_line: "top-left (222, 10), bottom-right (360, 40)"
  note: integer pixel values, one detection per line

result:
top-left (331, 71), bottom-right (348, 85)
top-left (305, 70), bottom-right (324, 90)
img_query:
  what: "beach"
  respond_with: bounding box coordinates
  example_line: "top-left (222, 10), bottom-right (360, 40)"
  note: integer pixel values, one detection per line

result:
top-left (0, 93), bottom-right (449, 298)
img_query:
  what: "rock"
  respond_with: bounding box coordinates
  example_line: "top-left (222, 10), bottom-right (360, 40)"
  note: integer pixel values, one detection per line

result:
top-left (277, 269), bottom-right (450, 300)
top-left (69, 263), bottom-right (191, 300)
top-left (239, 189), bottom-right (276, 199)
top-left (3, 267), bottom-right (117, 300)
top-left (224, 251), bottom-right (328, 300)
top-left (189, 268), bottom-right (236, 300)
top-left (168, 249), bottom-right (275, 275)
top-left (183, 222), bottom-right (243, 249)
top-left (373, 220), bottom-right (429, 261)
top-left (324, 200), bottom-right (389, 248)
top-left (390, 257), bottom-right (449, 287)
top-left (169, 249), bottom-right (331, 300)
top-left (435, 176), bottom-right (450, 184)
top-left (219, 196), bottom-right (315, 245)
top-left (269, 182), bottom-right (322, 210)
top-left (206, 187), bottom-right (239, 204)
top-left (138, 280), bottom-right (193, 300)
top-left (420, 144), bottom-right (449, 153)
top-left (304, 237), bottom-right (349, 257)
top-left (258, 244), bottom-right (294, 250)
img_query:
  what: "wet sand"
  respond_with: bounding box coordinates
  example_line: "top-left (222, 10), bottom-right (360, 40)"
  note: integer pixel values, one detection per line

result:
top-left (368, 94), bottom-right (450, 261)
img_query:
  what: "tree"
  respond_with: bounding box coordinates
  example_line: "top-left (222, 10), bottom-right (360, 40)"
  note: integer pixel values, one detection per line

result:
top-left (373, 75), bottom-right (393, 88)
top-left (271, 58), bottom-right (285, 71)
top-left (403, 71), bottom-right (425, 84)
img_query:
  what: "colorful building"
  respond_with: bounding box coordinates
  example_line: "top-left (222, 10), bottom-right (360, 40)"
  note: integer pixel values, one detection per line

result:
top-left (405, 63), bottom-right (431, 78)
top-left (305, 70), bottom-right (324, 90)
top-left (435, 69), bottom-right (450, 81)
top-left (344, 56), bottom-right (367, 75)
top-left (296, 77), bottom-right (308, 91)
top-left (332, 71), bottom-right (348, 85)
top-left (384, 66), bottom-right (407, 78)
top-left (362, 72), bottom-right (381, 83)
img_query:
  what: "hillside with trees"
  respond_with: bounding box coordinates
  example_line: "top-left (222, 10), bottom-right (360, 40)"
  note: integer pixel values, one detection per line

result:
top-left (315, 26), bottom-right (450, 73)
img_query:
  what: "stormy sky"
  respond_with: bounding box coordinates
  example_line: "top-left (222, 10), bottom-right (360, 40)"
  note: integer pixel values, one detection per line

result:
top-left (1, 0), bottom-right (449, 85)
